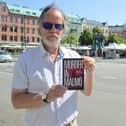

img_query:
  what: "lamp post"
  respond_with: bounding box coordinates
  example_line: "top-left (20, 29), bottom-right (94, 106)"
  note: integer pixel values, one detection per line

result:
top-left (92, 33), bottom-right (97, 57)
top-left (21, 15), bottom-right (26, 52)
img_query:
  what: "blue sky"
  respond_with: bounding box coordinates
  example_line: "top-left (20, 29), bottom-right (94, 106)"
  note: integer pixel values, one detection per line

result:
top-left (6, 0), bottom-right (126, 25)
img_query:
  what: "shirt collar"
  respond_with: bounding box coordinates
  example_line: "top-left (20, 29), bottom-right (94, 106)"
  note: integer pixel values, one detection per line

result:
top-left (39, 42), bottom-right (65, 58)
top-left (39, 43), bottom-right (49, 57)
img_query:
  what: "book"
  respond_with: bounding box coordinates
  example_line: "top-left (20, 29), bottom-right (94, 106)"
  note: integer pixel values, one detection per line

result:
top-left (63, 58), bottom-right (84, 90)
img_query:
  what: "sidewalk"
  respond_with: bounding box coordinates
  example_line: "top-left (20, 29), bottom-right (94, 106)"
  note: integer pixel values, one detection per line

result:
top-left (95, 57), bottom-right (126, 64)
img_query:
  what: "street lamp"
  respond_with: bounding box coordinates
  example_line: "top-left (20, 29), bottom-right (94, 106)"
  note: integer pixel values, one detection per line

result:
top-left (21, 15), bottom-right (26, 52)
top-left (23, 36), bottom-right (27, 51)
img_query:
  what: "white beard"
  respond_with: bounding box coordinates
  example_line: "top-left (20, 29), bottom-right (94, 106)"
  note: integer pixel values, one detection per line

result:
top-left (42, 36), bottom-right (61, 48)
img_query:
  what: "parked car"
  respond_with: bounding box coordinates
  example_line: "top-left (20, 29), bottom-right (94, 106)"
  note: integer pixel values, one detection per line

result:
top-left (0, 50), bottom-right (13, 62)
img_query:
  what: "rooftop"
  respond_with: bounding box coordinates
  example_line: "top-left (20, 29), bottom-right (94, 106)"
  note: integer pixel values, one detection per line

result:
top-left (0, 0), bottom-right (82, 23)
top-left (7, 4), bottom-right (41, 17)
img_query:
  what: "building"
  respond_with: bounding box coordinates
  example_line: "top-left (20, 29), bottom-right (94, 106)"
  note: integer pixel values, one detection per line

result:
top-left (0, 0), bottom-right (41, 48)
top-left (81, 17), bottom-right (109, 37)
top-left (109, 24), bottom-right (126, 39)
top-left (0, 0), bottom-right (82, 49)
top-left (65, 13), bottom-right (82, 37)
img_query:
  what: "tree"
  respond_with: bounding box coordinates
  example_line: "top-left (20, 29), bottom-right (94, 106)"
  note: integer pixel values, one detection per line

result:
top-left (61, 31), bottom-right (78, 46)
top-left (107, 32), bottom-right (117, 43)
top-left (92, 26), bottom-right (102, 34)
top-left (107, 32), bottom-right (126, 44)
top-left (79, 28), bottom-right (93, 46)
top-left (61, 36), bottom-right (68, 45)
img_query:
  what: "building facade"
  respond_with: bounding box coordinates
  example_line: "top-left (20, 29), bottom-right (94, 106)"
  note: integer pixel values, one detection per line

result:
top-left (0, 1), bottom-right (41, 47)
top-left (65, 13), bottom-right (82, 37)
top-left (109, 24), bottom-right (126, 39)
top-left (0, 1), bottom-right (82, 47)
top-left (81, 17), bottom-right (109, 38)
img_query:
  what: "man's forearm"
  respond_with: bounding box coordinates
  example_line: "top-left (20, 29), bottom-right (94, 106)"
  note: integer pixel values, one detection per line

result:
top-left (82, 72), bottom-right (94, 96)
top-left (12, 93), bottom-right (45, 109)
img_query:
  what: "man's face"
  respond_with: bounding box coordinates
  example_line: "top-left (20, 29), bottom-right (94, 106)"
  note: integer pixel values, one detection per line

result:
top-left (40, 8), bottom-right (64, 48)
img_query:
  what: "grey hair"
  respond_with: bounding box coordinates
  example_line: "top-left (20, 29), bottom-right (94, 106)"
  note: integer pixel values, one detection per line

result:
top-left (38, 3), bottom-right (67, 35)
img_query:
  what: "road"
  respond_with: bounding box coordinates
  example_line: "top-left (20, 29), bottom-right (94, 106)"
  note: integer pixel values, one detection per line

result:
top-left (0, 59), bottom-right (126, 126)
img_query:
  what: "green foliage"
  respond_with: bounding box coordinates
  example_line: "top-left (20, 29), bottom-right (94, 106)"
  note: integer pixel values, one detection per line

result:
top-left (61, 36), bottom-right (68, 44)
top-left (79, 27), bottom-right (106, 47)
top-left (67, 32), bottom-right (78, 45)
top-left (93, 26), bottom-right (102, 33)
top-left (108, 32), bottom-right (126, 44)
top-left (61, 31), bottom-right (78, 46)
top-left (79, 28), bottom-right (93, 45)
top-left (108, 32), bottom-right (117, 42)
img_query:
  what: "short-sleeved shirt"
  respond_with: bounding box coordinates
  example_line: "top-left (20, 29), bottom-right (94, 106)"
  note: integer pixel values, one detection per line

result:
top-left (11, 43), bottom-right (81, 126)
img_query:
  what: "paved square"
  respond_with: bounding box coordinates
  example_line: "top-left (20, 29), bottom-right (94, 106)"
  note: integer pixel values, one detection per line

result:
top-left (0, 59), bottom-right (126, 126)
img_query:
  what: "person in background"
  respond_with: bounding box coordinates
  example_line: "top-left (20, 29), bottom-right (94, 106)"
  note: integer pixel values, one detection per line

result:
top-left (11, 4), bottom-right (95, 126)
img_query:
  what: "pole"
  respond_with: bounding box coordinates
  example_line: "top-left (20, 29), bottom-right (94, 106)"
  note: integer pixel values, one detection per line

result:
top-left (23, 15), bottom-right (26, 51)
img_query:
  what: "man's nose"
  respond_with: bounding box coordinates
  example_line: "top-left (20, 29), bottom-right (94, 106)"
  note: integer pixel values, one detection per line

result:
top-left (50, 25), bottom-right (57, 32)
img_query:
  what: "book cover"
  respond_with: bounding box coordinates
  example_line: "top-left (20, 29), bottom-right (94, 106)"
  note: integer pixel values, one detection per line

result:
top-left (63, 58), bottom-right (84, 90)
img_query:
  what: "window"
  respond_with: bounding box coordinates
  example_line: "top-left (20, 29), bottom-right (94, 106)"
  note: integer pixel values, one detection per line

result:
top-left (32, 12), bottom-right (36, 15)
top-left (1, 15), bottom-right (7, 22)
top-left (20, 27), bottom-right (24, 33)
top-left (37, 37), bottom-right (40, 42)
top-left (10, 16), bottom-right (13, 23)
top-left (20, 36), bottom-right (24, 42)
top-left (10, 26), bottom-right (17, 32)
top-left (32, 37), bottom-right (35, 42)
top-left (25, 18), bottom-right (29, 24)
top-left (32, 19), bottom-right (35, 25)
top-left (10, 26), bottom-right (13, 32)
top-left (14, 26), bottom-right (17, 32)
top-left (32, 28), bottom-right (35, 34)
top-left (10, 9), bottom-right (15, 12)
top-left (37, 29), bottom-right (40, 34)
top-left (14, 16), bottom-right (18, 23)
top-left (20, 17), bottom-right (24, 24)
top-left (10, 36), bottom-right (13, 41)
top-left (26, 11), bottom-right (30, 14)
top-left (27, 36), bottom-right (29, 42)
top-left (2, 35), bottom-right (7, 41)
top-left (16, 10), bottom-right (20, 12)
top-left (14, 36), bottom-right (17, 41)
top-left (1, 6), bottom-right (6, 12)
top-left (2, 25), bottom-right (7, 31)
top-left (26, 28), bottom-right (29, 33)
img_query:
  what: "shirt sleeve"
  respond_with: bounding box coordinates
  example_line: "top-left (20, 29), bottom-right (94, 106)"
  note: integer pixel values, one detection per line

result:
top-left (11, 55), bottom-right (28, 89)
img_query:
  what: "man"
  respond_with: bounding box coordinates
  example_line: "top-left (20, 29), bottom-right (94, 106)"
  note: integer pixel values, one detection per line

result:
top-left (11, 4), bottom-right (95, 126)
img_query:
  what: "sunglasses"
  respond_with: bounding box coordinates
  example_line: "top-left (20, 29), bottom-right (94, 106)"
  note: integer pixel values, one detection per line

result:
top-left (42, 22), bottom-right (64, 30)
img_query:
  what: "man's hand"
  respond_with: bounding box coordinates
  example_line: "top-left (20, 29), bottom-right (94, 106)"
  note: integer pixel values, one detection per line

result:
top-left (47, 85), bottom-right (67, 102)
top-left (82, 56), bottom-right (96, 96)
top-left (83, 56), bottom-right (96, 74)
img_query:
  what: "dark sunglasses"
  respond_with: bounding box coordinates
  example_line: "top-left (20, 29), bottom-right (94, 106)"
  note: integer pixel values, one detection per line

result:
top-left (42, 22), bottom-right (64, 30)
